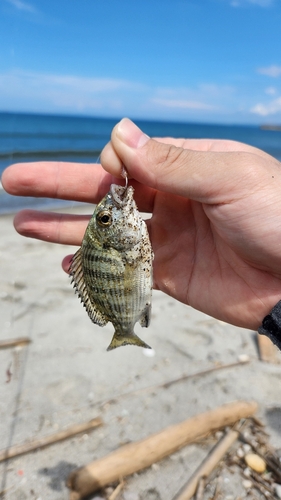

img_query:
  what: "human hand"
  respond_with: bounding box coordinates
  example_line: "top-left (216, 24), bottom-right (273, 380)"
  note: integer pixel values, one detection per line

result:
top-left (2, 118), bottom-right (281, 330)
top-left (100, 118), bottom-right (281, 330)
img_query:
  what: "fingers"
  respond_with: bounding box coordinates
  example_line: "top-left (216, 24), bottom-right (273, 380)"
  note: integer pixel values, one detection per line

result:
top-left (101, 118), bottom-right (276, 204)
top-left (62, 254), bottom-right (73, 273)
top-left (2, 162), bottom-right (113, 202)
top-left (101, 134), bottom-right (273, 180)
top-left (101, 142), bottom-right (123, 179)
top-left (14, 210), bottom-right (90, 245)
top-left (2, 161), bottom-right (156, 212)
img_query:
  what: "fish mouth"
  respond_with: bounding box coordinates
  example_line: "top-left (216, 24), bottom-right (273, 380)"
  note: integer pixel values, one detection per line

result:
top-left (110, 184), bottom-right (134, 208)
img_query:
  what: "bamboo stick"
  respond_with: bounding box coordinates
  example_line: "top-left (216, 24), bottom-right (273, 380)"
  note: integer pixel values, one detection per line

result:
top-left (0, 417), bottom-right (103, 462)
top-left (172, 429), bottom-right (239, 500)
top-left (67, 400), bottom-right (258, 500)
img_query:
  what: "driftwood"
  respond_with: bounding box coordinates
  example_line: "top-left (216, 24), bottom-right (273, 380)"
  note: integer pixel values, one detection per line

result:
top-left (0, 417), bottom-right (102, 462)
top-left (0, 337), bottom-right (31, 350)
top-left (67, 400), bottom-right (258, 500)
top-left (172, 429), bottom-right (239, 500)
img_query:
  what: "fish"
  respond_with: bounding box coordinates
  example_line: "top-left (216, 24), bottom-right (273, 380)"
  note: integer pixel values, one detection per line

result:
top-left (69, 182), bottom-right (153, 351)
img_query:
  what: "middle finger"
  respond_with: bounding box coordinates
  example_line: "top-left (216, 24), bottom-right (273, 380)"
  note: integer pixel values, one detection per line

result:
top-left (14, 210), bottom-right (91, 245)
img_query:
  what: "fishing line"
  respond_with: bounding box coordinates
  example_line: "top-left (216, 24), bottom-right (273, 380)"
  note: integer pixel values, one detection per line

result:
top-left (121, 165), bottom-right (128, 191)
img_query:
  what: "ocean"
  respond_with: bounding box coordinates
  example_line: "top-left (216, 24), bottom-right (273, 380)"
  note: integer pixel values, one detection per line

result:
top-left (0, 112), bottom-right (280, 214)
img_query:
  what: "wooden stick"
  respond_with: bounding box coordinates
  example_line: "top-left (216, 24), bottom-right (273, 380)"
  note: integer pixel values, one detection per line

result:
top-left (211, 477), bottom-right (221, 500)
top-left (62, 361), bottom-right (248, 416)
top-left (172, 429), bottom-right (239, 500)
top-left (195, 477), bottom-right (205, 500)
top-left (0, 417), bottom-right (102, 462)
top-left (67, 400), bottom-right (257, 500)
top-left (97, 360), bottom-right (249, 408)
top-left (160, 360), bottom-right (249, 389)
top-left (0, 337), bottom-right (31, 350)
top-left (108, 479), bottom-right (125, 500)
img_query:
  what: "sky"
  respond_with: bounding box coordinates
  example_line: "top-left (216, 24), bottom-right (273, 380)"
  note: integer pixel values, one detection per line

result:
top-left (0, 0), bottom-right (281, 124)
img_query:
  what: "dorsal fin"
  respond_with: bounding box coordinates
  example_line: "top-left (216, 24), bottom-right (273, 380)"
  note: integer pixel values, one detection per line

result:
top-left (69, 248), bottom-right (108, 327)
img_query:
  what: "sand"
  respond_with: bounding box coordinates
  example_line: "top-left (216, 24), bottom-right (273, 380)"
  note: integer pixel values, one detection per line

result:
top-left (1, 206), bottom-right (281, 500)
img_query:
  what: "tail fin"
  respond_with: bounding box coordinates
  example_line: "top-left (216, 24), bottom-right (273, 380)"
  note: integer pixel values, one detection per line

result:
top-left (107, 331), bottom-right (151, 351)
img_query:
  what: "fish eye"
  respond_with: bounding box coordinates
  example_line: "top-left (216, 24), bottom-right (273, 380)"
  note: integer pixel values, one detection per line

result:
top-left (97, 210), bottom-right (112, 227)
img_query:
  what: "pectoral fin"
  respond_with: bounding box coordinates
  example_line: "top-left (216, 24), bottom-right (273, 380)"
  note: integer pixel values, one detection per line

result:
top-left (107, 331), bottom-right (151, 351)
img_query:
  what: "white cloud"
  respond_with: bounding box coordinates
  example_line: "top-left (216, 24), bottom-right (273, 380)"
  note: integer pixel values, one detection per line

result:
top-left (265, 86), bottom-right (277, 95)
top-left (24, 72), bottom-right (144, 93)
top-left (0, 69), bottom-right (143, 94)
top-left (198, 83), bottom-right (235, 97)
top-left (257, 65), bottom-right (281, 78)
top-left (229, 0), bottom-right (273, 6)
top-left (5, 0), bottom-right (36, 13)
top-left (2, 69), bottom-right (278, 123)
top-left (151, 83), bottom-right (235, 113)
top-left (251, 97), bottom-right (281, 116)
top-left (155, 84), bottom-right (235, 100)
top-left (247, 0), bottom-right (273, 5)
top-left (0, 69), bottom-right (147, 113)
top-left (151, 98), bottom-right (215, 110)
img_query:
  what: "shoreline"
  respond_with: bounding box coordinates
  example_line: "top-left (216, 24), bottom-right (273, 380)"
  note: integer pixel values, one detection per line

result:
top-left (0, 194), bottom-right (91, 216)
top-left (260, 124), bottom-right (281, 131)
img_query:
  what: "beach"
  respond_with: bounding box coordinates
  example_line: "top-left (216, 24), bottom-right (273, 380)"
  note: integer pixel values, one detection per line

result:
top-left (1, 205), bottom-right (281, 499)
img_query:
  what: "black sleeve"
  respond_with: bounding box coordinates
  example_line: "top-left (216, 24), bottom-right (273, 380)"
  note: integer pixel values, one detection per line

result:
top-left (258, 300), bottom-right (281, 350)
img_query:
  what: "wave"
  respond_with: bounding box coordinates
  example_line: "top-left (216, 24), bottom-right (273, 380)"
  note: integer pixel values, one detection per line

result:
top-left (0, 149), bottom-right (102, 160)
top-left (0, 132), bottom-right (108, 139)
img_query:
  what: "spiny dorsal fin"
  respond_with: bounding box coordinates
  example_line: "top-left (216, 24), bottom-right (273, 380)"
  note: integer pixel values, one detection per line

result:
top-left (69, 248), bottom-right (108, 327)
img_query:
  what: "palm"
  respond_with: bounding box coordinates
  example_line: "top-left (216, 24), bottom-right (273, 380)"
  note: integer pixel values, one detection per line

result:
top-left (145, 139), bottom-right (281, 328)
top-left (149, 192), bottom-right (264, 327)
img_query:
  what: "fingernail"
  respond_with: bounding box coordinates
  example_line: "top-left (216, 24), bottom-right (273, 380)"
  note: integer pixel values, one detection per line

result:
top-left (116, 118), bottom-right (150, 148)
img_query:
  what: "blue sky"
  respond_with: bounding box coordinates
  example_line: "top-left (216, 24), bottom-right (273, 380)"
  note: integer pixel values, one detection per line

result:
top-left (0, 0), bottom-right (281, 124)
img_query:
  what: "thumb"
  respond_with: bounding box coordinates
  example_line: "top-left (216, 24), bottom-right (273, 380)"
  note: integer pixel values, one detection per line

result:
top-left (101, 118), bottom-right (254, 203)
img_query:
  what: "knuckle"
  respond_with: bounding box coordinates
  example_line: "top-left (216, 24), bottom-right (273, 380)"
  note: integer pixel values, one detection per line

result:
top-left (151, 142), bottom-right (187, 172)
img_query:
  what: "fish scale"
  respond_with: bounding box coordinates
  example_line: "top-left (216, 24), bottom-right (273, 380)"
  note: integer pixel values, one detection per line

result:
top-left (86, 255), bottom-right (126, 317)
top-left (69, 183), bottom-right (153, 351)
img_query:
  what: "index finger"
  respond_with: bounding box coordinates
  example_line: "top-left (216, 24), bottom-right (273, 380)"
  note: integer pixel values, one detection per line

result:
top-left (1, 161), bottom-right (156, 212)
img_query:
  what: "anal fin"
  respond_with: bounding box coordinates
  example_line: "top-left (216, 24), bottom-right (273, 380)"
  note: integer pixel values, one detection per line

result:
top-left (139, 304), bottom-right (151, 328)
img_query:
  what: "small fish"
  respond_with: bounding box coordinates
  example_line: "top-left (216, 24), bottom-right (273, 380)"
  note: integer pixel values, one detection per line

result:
top-left (69, 182), bottom-right (153, 351)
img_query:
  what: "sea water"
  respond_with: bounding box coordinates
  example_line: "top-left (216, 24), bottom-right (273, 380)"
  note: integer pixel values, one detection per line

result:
top-left (0, 112), bottom-right (280, 214)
